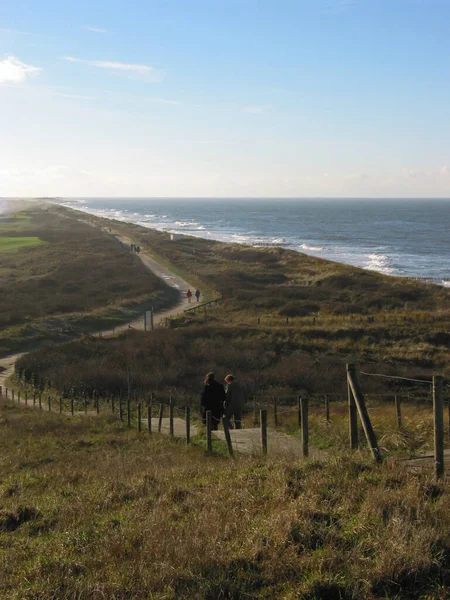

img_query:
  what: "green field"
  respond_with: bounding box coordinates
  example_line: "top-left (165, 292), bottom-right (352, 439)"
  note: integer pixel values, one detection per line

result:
top-left (0, 236), bottom-right (44, 252)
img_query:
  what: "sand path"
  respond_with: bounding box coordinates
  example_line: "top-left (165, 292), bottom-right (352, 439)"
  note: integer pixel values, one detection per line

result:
top-left (0, 226), bottom-right (195, 389)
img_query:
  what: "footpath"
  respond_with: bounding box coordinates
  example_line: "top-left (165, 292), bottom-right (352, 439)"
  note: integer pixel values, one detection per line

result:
top-left (0, 222), bottom-right (316, 459)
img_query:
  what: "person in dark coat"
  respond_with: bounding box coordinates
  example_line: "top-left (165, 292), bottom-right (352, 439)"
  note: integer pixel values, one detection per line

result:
top-left (224, 374), bottom-right (247, 429)
top-left (200, 372), bottom-right (225, 430)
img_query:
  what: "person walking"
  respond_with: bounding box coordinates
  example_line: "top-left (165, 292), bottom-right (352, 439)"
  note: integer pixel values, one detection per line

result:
top-left (195, 289), bottom-right (201, 302)
top-left (200, 372), bottom-right (225, 430)
top-left (186, 289), bottom-right (192, 303)
top-left (224, 374), bottom-right (247, 429)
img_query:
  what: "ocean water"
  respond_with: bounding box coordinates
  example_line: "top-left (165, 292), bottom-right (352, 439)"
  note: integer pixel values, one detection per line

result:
top-left (59, 198), bottom-right (450, 285)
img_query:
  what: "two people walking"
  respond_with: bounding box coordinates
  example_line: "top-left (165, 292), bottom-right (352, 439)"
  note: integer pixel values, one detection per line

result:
top-left (186, 288), bottom-right (201, 303)
top-left (200, 372), bottom-right (246, 430)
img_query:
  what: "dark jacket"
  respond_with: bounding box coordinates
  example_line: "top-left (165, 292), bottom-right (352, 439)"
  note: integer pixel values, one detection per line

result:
top-left (201, 380), bottom-right (225, 419)
top-left (225, 380), bottom-right (247, 413)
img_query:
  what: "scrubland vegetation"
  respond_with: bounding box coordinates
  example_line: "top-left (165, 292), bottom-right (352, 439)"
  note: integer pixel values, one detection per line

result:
top-left (0, 207), bottom-right (179, 356)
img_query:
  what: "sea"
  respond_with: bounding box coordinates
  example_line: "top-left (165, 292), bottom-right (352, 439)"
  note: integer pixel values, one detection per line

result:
top-left (58, 198), bottom-right (450, 286)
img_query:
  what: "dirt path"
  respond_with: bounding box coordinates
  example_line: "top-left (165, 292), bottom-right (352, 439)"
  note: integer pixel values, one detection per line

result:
top-left (0, 227), bottom-right (195, 388)
top-left (213, 427), bottom-right (324, 458)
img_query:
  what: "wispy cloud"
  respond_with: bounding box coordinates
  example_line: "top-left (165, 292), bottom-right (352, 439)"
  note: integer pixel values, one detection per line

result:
top-left (82, 25), bottom-right (107, 33)
top-left (0, 56), bottom-right (41, 85)
top-left (0, 27), bottom-right (35, 36)
top-left (244, 104), bottom-right (274, 114)
top-left (62, 56), bottom-right (162, 81)
top-left (52, 92), bottom-right (93, 100)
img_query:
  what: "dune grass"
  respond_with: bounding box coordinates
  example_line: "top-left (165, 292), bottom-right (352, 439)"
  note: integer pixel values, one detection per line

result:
top-left (2, 406), bottom-right (450, 599)
top-left (0, 206), bottom-right (180, 355)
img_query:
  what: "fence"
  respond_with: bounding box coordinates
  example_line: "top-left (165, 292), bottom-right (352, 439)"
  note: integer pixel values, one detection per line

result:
top-left (1, 366), bottom-right (449, 470)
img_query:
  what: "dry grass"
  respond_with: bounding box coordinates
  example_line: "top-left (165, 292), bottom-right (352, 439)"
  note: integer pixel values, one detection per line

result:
top-left (2, 406), bottom-right (450, 599)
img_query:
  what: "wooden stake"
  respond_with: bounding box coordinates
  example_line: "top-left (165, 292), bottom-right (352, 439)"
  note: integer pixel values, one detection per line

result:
top-left (301, 397), bottom-right (309, 458)
top-left (346, 364), bottom-right (382, 463)
top-left (148, 404), bottom-right (152, 433)
top-left (222, 416), bottom-right (234, 456)
top-left (138, 403), bottom-right (142, 432)
top-left (395, 394), bottom-right (402, 429)
top-left (260, 409), bottom-right (268, 455)
top-left (274, 397), bottom-right (278, 427)
top-left (348, 380), bottom-right (358, 450)
top-left (433, 375), bottom-right (444, 479)
top-left (185, 406), bottom-right (190, 444)
top-left (158, 404), bottom-right (164, 432)
top-left (169, 397), bottom-right (174, 439)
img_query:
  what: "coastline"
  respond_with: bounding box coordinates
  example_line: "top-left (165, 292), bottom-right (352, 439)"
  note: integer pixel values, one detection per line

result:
top-left (52, 198), bottom-right (450, 288)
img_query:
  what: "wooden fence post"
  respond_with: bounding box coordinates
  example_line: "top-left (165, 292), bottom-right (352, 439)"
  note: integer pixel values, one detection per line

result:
top-left (348, 379), bottom-right (358, 450)
top-left (148, 404), bottom-right (152, 433)
top-left (301, 397), bottom-right (309, 458)
top-left (70, 397), bottom-right (74, 416)
top-left (138, 403), bottom-right (142, 432)
top-left (119, 399), bottom-right (123, 421)
top-left (111, 396), bottom-right (115, 413)
top-left (33, 393), bottom-right (36, 406)
top-left (260, 409), bottom-right (268, 455)
top-left (18, 391), bottom-right (20, 404)
top-left (297, 395), bottom-right (302, 429)
top-left (185, 406), bottom-right (190, 444)
top-left (222, 417), bottom-right (234, 457)
top-left (253, 396), bottom-right (258, 426)
top-left (433, 375), bottom-right (444, 479)
top-left (0, 385), bottom-right (2, 396)
top-left (48, 396), bottom-right (51, 412)
top-left (346, 364), bottom-right (382, 463)
top-left (206, 410), bottom-right (213, 452)
top-left (25, 391), bottom-right (28, 406)
top-left (395, 394), bottom-right (402, 429)
top-left (274, 397), bottom-right (278, 427)
top-left (39, 394), bottom-right (42, 411)
top-left (448, 400), bottom-right (450, 441)
top-left (325, 394), bottom-right (330, 425)
top-left (12, 389), bottom-right (15, 402)
top-left (127, 398), bottom-right (131, 427)
top-left (169, 397), bottom-right (174, 439)
top-left (5, 388), bottom-right (8, 399)
top-left (158, 404), bottom-right (164, 433)
top-left (96, 395), bottom-right (100, 415)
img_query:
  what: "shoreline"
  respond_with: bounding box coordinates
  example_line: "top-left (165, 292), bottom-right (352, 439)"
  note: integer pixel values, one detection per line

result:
top-left (52, 199), bottom-right (450, 288)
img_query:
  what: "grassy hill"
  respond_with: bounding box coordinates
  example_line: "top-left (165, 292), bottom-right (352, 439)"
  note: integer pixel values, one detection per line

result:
top-left (0, 205), bottom-right (180, 356)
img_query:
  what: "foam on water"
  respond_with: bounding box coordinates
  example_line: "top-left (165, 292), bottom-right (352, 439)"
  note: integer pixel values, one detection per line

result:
top-left (58, 198), bottom-right (450, 282)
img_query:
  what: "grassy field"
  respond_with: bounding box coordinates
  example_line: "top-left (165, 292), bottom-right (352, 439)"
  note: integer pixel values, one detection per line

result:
top-left (1, 406), bottom-right (450, 599)
top-left (0, 237), bottom-right (44, 252)
top-left (0, 205), bottom-right (180, 356)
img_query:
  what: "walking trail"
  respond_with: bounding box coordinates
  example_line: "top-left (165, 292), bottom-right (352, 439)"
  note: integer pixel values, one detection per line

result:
top-left (0, 222), bottom-right (317, 459)
top-left (0, 225), bottom-right (195, 390)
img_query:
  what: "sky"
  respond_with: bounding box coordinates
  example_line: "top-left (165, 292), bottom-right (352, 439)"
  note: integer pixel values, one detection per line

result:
top-left (1, 0), bottom-right (450, 198)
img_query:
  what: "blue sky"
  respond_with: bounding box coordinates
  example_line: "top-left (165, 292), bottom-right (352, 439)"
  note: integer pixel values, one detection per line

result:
top-left (1, 0), bottom-right (450, 197)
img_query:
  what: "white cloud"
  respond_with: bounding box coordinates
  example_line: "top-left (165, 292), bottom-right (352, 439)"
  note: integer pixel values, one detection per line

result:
top-left (243, 104), bottom-right (273, 114)
top-left (0, 28), bottom-right (35, 36)
top-left (62, 56), bottom-right (162, 81)
top-left (83, 25), bottom-right (107, 33)
top-left (0, 56), bottom-right (41, 85)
